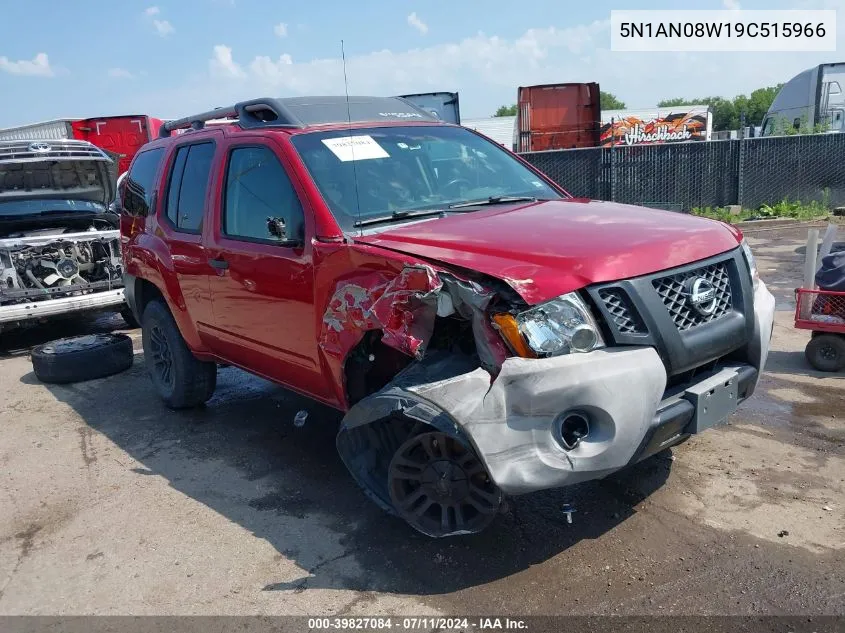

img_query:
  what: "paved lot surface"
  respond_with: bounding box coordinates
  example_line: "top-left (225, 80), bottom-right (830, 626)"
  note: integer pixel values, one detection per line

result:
top-left (0, 224), bottom-right (843, 616)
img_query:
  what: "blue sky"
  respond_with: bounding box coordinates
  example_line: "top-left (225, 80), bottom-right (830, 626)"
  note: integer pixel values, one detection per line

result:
top-left (0, 0), bottom-right (842, 127)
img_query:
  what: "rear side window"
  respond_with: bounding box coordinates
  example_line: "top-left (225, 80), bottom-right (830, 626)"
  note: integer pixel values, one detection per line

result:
top-left (122, 148), bottom-right (164, 217)
top-left (223, 146), bottom-right (305, 243)
top-left (164, 142), bottom-right (215, 233)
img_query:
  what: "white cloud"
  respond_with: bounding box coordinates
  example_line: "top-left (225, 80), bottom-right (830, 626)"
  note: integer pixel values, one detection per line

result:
top-left (210, 44), bottom-right (246, 78)
top-left (274, 22), bottom-right (288, 38)
top-left (211, 23), bottom-right (608, 98)
top-left (143, 6), bottom-right (173, 37)
top-left (153, 19), bottom-right (174, 37)
top-left (155, 20), bottom-right (844, 120)
top-left (0, 52), bottom-right (54, 77)
top-left (108, 67), bottom-right (133, 79)
top-left (407, 12), bottom-right (428, 35)
top-left (723, 0), bottom-right (741, 8)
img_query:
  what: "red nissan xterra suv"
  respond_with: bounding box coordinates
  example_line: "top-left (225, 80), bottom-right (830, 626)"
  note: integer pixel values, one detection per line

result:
top-left (120, 96), bottom-right (775, 537)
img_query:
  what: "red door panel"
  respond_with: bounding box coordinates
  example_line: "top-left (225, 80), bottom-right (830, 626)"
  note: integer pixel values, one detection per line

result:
top-left (153, 138), bottom-right (219, 345)
top-left (204, 137), bottom-right (330, 401)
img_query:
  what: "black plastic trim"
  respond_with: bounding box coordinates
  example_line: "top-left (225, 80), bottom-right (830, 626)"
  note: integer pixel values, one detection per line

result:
top-left (630, 399), bottom-right (694, 465)
top-left (630, 363), bottom-right (759, 465)
top-left (123, 273), bottom-right (138, 320)
top-left (587, 247), bottom-right (755, 376)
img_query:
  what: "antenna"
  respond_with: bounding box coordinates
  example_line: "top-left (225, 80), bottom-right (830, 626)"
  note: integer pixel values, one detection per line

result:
top-left (341, 40), bottom-right (363, 233)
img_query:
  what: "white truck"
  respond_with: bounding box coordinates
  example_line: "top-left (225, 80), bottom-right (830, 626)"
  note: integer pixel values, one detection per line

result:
top-left (0, 139), bottom-right (131, 333)
top-left (761, 63), bottom-right (845, 135)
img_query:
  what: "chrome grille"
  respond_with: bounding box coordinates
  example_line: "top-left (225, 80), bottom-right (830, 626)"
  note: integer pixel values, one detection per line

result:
top-left (0, 140), bottom-right (109, 163)
top-left (653, 262), bottom-right (732, 331)
top-left (599, 288), bottom-right (646, 334)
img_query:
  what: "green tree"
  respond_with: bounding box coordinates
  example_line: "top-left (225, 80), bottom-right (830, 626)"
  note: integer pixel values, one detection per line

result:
top-left (656, 97), bottom-right (689, 107)
top-left (494, 104), bottom-right (517, 117)
top-left (705, 97), bottom-right (738, 131)
top-left (743, 84), bottom-right (783, 126)
top-left (600, 91), bottom-right (626, 110)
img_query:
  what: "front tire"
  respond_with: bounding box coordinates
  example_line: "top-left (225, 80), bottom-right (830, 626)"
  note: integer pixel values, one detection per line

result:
top-left (141, 299), bottom-right (217, 408)
top-left (387, 431), bottom-right (502, 537)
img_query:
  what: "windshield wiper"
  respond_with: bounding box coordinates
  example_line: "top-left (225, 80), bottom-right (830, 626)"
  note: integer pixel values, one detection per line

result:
top-left (351, 198), bottom-right (533, 228)
top-left (447, 195), bottom-right (542, 209)
top-left (353, 208), bottom-right (447, 228)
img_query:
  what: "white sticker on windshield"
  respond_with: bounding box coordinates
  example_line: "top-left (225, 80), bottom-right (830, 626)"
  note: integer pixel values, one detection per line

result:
top-left (321, 135), bottom-right (389, 162)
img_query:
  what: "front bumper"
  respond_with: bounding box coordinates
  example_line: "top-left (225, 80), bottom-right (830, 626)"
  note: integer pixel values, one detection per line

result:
top-left (342, 281), bottom-right (775, 497)
top-left (0, 289), bottom-right (125, 326)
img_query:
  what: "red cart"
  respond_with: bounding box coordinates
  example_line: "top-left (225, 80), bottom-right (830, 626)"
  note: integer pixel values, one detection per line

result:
top-left (794, 288), bottom-right (845, 371)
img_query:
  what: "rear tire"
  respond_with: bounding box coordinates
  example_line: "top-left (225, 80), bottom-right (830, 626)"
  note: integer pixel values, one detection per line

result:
top-left (141, 299), bottom-right (217, 408)
top-left (805, 334), bottom-right (845, 372)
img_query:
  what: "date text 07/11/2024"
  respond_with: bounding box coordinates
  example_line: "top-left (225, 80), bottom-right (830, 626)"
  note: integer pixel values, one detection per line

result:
top-left (307, 617), bottom-right (528, 630)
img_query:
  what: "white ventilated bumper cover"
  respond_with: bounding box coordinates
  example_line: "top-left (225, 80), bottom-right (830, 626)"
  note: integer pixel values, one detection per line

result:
top-left (405, 280), bottom-right (776, 495)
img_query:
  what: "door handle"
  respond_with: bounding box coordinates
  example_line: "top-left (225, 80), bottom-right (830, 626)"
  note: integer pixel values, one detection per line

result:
top-left (208, 258), bottom-right (229, 270)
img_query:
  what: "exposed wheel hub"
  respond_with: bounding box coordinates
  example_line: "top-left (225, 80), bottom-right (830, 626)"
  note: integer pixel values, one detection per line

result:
top-left (388, 431), bottom-right (502, 537)
top-left (423, 460), bottom-right (469, 501)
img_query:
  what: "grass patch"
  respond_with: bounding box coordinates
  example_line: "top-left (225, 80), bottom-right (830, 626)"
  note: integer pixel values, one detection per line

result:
top-left (692, 198), bottom-right (831, 223)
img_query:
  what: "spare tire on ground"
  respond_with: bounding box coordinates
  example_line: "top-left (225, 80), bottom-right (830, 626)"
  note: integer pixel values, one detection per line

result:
top-left (31, 333), bottom-right (134, 384)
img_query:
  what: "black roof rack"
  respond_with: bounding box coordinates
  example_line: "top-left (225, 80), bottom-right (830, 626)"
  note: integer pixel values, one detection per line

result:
top-left (160, 96), bottom-right (439, 138)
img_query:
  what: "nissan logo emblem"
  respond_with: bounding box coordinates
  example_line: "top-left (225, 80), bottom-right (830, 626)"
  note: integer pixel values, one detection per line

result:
top-left (685, 277), bottom-right (718, 316)
top-left (28, 142), bottom-right (52, 153)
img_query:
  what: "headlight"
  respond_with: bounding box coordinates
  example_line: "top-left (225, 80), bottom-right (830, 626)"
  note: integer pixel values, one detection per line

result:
top-left (740, 239), bottom-right (760, 291)
top-left (494, 292), bottom-right (605, 358)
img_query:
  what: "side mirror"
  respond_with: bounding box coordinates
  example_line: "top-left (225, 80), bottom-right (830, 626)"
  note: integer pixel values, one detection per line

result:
top-left (266, 216), bottom-right (301, 247)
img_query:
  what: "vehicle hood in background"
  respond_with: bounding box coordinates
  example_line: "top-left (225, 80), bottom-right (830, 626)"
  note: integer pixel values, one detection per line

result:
top-left (354, 198), bottom-right (742, 304)
top-left (0, 140), bottom-right (115, 207)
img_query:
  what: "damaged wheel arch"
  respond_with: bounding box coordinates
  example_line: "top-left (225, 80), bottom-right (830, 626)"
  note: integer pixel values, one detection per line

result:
top-left (336, 356), bottom-right (503, 537)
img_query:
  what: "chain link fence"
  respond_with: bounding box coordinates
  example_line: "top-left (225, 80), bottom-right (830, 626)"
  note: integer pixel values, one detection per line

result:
top-left (521, 133), bottom-right (845, 211)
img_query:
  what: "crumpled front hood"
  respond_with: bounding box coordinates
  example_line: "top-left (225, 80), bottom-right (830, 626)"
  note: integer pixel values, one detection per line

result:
top-left (354, 198), bottom-right (742, 304)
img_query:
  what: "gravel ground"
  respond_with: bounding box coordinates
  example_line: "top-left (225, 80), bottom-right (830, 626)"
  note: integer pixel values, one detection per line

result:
top-left (0, 224), bottom-right (843, 617)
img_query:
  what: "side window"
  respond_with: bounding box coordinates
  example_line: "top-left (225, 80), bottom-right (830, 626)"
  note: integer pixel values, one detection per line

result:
top-left (165, 147), bottom-right (188, 226)
top-left (223, 146), bottom-right (305, 243)
top-left (122, 148), bottom-right (164, 217)
top-left (164, 142), bottom-right (214, 233)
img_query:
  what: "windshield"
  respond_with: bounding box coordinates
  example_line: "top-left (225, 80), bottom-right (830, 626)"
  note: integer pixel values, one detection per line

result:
top-left (0, 199), bottom-right (107, 217)
top-left (291, 125), bottom-right (564, 230)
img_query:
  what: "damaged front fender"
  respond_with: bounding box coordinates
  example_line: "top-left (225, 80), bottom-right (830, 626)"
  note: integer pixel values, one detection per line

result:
top-left (318, 261), bottom-right (509, 408)
top-left (319, 265), bottom-right (441, 363)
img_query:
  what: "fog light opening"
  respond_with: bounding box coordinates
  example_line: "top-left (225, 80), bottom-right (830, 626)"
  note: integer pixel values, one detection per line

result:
top-left (560, 413), bottom-right (590, 450)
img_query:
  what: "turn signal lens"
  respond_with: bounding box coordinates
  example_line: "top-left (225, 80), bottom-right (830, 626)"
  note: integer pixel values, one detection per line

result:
top-left (492, 313), bottom-right (536, 358)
